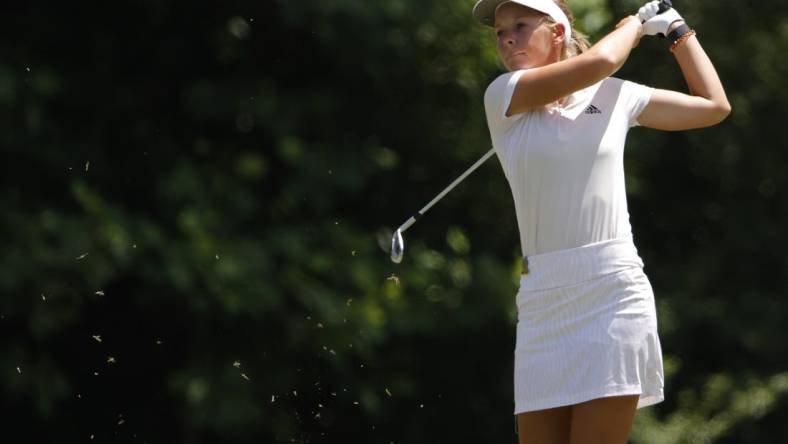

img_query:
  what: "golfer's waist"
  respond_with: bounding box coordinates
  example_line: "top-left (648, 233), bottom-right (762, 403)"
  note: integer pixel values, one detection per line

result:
top-left (519, 236), bottom-right (643, 291)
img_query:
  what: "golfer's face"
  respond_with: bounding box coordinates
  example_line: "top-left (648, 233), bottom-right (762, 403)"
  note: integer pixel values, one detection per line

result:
top-left (494, 4), bottom-right (554, 71)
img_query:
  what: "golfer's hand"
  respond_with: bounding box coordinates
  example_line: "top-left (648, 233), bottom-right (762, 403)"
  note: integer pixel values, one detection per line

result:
top-left (638, 0), bottom-right (684, 36)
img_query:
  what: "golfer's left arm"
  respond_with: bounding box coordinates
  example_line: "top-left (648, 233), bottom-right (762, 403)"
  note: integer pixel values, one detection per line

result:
top-left (638, 31), bottom-right (731, 130)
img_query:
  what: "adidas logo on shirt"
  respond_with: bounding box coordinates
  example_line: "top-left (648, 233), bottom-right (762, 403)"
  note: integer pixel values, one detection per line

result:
top-left (584, 104), bottom-right (602, 115)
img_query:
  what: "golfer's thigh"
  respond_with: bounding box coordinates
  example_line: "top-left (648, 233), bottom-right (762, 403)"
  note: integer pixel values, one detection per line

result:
top-left (516, 405), bottom-right (571, 444)
top-left (569, 395), bottom-right (639, 444)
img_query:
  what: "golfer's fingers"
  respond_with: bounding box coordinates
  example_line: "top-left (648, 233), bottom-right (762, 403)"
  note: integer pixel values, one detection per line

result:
top-left (648, 2), bottom-right (661, 16)
top-left (639, 1), bottom-right (659, 21)
top-left (637, 7), bottom-right (648, 21)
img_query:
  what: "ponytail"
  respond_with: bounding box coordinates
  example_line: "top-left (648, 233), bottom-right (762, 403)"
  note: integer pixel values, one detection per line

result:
top-left (564, 28), bottom-right (591, 59)
top-left (546, 0), bottom-right (592, 60)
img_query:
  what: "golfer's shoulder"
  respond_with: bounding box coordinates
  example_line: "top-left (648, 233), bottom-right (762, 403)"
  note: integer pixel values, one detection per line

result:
top-left (598, 76), bottom-right (625, 90)
top-left (484, 70), bottom-right (526, 101)
top-left (484, 71), bottom-right (523, 112)
top-left (601, 76), bottom-right (652, 94)
top-left (595, 77), bottom-right (653, 105)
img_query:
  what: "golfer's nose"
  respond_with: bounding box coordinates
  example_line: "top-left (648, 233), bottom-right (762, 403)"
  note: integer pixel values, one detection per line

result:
top-left (503, 32), bottom-right (516, 47)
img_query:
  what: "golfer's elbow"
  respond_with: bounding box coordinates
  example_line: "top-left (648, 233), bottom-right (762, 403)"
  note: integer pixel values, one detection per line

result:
top-left (690, 102), bottom-right (731, 129)
top-left (707, 98), bottom-right (732, 126)
top-left (716, 99), bottom-right (732, 123)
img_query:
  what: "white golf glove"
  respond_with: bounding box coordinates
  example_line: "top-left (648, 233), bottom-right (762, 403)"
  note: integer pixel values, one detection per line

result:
top-left (638, 0), bottom-right (684, 36)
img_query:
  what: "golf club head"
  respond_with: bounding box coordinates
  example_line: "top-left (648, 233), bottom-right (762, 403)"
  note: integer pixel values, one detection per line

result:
top-left (390, 229), bottom-right (404, 263)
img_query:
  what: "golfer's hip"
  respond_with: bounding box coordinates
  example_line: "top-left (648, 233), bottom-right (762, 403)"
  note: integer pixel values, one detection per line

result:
top-left (518, 236), bottom-right (644, 293)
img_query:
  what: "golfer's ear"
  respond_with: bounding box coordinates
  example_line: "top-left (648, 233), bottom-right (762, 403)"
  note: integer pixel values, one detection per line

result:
top-left (552, 23), bottom-right (566, 45)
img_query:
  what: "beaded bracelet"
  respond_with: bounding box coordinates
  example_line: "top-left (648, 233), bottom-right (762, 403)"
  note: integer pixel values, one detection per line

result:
top-left (670, 29), bottom-right (696, 53)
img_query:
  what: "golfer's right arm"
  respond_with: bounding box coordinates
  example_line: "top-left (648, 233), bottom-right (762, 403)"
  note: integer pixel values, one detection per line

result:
top-left (507, 16), bottom-right (643, 116)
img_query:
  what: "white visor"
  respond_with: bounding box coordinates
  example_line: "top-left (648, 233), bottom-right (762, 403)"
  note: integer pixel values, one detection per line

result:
top-left (472, 0), bottom-right (572, 42)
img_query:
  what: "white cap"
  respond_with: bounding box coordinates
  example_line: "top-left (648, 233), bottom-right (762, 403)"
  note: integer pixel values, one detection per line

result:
top-left (472, 0), bottom-right (572, 42)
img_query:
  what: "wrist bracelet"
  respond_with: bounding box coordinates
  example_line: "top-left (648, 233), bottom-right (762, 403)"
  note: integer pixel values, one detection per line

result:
top-left (667, 23), bottom-right (690, 43)
top-left (670, 29), bottom-right (696, 52)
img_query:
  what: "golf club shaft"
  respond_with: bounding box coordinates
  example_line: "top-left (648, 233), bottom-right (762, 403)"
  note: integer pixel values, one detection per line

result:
top-left (397, 148), bottom-right (496, 234)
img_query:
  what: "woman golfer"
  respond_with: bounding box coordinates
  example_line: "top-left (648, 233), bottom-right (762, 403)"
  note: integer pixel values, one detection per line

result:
top-left (472, 0), bottom-right (729, 442)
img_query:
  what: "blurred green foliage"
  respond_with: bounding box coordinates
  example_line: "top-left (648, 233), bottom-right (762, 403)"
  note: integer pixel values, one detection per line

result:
top-left (1, 0), bottom-right (786, 442)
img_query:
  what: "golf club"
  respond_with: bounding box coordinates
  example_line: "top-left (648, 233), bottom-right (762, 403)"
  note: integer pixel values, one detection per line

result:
top-left (391, 148), bottom-right (496, 263)
top-left (390, 0), bottom-right (673, 264)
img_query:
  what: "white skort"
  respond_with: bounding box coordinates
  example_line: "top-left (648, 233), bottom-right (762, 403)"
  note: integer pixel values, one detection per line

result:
top-left (514, 236), bottom-right (664, 414)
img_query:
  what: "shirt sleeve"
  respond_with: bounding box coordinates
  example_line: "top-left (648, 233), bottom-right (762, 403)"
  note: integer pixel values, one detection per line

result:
top-left (619, 80), bottom-right (654, 128)
top-left (484, 70), bottom-right (527, 134)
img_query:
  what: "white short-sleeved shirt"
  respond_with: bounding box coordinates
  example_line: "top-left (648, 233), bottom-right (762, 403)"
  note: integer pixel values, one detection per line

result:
top-left (484, 70), bottom-right (653, 256)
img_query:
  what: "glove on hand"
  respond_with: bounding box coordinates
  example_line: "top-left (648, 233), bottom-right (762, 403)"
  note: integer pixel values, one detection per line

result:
top-left (638, 0), bottom-right (684, 36)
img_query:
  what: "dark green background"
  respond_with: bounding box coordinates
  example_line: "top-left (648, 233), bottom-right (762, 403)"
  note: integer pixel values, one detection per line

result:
top-left (2, 0), bottom-right (786, 442)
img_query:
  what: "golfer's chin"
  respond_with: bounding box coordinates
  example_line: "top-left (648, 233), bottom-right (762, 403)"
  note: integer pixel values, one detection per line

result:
top-left (506, 62), bottom-right (533, 71)
top-left (504, 56), bottom-right (534, 72)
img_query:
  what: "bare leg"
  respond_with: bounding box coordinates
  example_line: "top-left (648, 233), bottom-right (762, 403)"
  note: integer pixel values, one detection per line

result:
top-left (516, 405), bottom-right (572, 444)
top-left (569, 395), bottom-right (639, 444)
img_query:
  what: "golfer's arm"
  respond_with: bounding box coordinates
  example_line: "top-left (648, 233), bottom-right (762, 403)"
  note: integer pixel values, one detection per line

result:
top-left (638, 29), bottom-right (731, 130)
top-left (507, 17), bottom-right (642, 116)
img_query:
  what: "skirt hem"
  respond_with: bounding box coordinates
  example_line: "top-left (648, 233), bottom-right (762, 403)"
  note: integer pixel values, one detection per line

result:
top-left (514, 385), bottom-right (664, 415)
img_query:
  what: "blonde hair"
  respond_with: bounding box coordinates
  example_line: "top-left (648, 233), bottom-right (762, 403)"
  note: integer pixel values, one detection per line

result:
top-left (543, 0), bottom-right (591, 60)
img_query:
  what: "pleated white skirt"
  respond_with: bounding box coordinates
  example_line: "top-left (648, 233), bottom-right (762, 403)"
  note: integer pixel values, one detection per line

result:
top-left (514, 237), bottom-right (664, 414)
